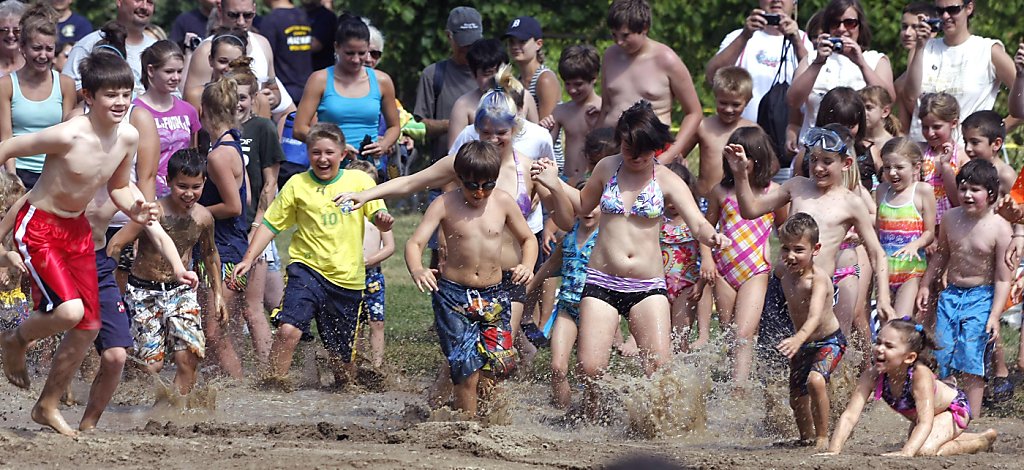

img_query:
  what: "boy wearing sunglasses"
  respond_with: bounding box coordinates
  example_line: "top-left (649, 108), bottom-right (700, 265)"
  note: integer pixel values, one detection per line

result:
top-left (724, 123), bottom-right (894, 371)
top-left (405, 140), bottom-right (538, 416)
top-left (232, 123), bottom-right (393, 389)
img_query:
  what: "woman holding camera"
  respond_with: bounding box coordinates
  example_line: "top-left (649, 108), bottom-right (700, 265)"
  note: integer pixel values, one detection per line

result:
top-left (786, 0), bottom-right (893, 145)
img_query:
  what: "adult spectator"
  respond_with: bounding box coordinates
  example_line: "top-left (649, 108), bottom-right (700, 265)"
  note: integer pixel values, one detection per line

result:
top-left (169, 0), bottom-right (215, 47)
top-left (302, 0), bottom-right (335, 71)
top-left (182, 0), bottom-right (287, 112)
top-left (786, 0), bottom-right (893, 142)
top-left (0, 1), bottom-right (75, 189)
top-left (413, 6), bottom-right (482, 166)
top-left (261, 0), bottom-right (312, 101)
top-left (894, 2), bottom-right (938, 131)
top-left (63, 0), bottom-right (157, 96)
top-left (0, 0), bottom-right (25, 77)
top-left (903, 0), bottom-right (1015, 141)
top-left (705, 0), bottom-right (812, 122)
top-left (53, 0), bottom-right (91, 45)
top-left (365, 21), bottom-right (383, 69)
top-left (292, 14), bottom-right (399, 155)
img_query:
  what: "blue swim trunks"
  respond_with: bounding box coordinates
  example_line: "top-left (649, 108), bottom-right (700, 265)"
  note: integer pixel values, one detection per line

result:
top-left (789, 328), bottom-right (847, 397)
top-left (432, 277), bottom-right (516, 383)
top-left (277, 263), bottom-right (363, 362)
top-left (360, 267), bottom-right (385, 322)
top-left (935, 284), bottom-right (993, 378)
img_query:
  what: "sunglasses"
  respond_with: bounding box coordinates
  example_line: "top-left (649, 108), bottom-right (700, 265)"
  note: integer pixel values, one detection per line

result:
top-left (834, 18), bottom-right (859, 29)
top-left (802, 127), bottom-right (848, 154)
top-left (936, 3), bottom-right (967, 16)
top-left (224, 11), bottom-right (256, 20)
top-left (0, 27), bottom-right (20, 36)
top-left (462, 180), bottom-right (497, 191)
top-left (369, 50), bottom-right (382, 60)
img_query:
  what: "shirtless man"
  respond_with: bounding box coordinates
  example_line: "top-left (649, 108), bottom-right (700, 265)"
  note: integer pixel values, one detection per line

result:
top-left (597, 0), bottom-right (703, 164)
top-left (182, 0), bottom-right (286, 110)
top-left (723, 124), bottom-right (894, 365)
top-left (0, 53), bottom-right (192, 437)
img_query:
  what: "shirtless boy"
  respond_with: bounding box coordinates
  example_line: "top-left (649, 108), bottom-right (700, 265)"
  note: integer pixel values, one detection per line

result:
top-left (0, 52), bottom-right (172, 436)
top-left (543, 44), bottom-right (602, 185)
top-left (117, 149), bottom-right (226, 397)
top-left (775, 213), bottom-right (846, 450)
top-left (671, 66), bottom-right (757, 196)
top-left (405, 141), bottom-right (538, 414)
top-left (724, 123), bottom-right (894, 366)
top-left (598, 0), bottom-right (702, 163)
top-left (962, 111), bottom-right (1015, 192)
top-left (917, 159), bottom-right (1012, 417)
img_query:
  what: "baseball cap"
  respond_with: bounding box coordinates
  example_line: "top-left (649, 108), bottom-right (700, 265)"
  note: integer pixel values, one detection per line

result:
top-left (504, 16), bottom-right (542, 41)
top-left (447, 6), bottom-right (483, 47)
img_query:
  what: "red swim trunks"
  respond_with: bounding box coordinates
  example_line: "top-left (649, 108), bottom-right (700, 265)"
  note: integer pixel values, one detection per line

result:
top-left (13, 204), bottom-right (99, 330)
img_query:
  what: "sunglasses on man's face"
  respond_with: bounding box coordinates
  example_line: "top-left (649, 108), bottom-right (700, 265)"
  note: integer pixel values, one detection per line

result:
top-left (462, 180), bottom-right (497, 191)
top-left (936, 3), bottom-right (967, 17)
top-left (225, 11), bottom-right (256, 20)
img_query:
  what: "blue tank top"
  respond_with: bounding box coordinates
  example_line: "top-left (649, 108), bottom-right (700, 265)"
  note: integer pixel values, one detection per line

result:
top-left (198, 129), bottom-right (249, 263)
top-left (12, 70), bottom-right (63, 173)
top-left (281, 111), bottom-right (309, 167)
top-left (317, 66), bottom-right (381, 145)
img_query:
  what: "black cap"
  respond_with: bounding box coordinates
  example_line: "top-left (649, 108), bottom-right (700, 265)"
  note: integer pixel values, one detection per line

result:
top-left (503, 16), bottom-right (542, 41)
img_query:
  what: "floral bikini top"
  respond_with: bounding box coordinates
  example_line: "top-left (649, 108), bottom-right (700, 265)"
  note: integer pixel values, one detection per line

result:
top-left (599, 162), bottom-right (664, 219)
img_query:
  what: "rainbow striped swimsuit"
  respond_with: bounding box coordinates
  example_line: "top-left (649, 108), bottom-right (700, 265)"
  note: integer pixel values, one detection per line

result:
top-left (878, 183), bottom-right (927, 293)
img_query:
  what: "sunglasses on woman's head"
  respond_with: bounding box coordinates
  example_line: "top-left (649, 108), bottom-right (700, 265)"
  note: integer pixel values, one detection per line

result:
top-left (462, 180), bottom-right (497, 191)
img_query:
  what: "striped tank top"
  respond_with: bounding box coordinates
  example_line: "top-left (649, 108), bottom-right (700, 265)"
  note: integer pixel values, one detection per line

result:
top-left (528, 65), bottom-right (563, 169)
top-left (878, 182), bottom-right (927, 288)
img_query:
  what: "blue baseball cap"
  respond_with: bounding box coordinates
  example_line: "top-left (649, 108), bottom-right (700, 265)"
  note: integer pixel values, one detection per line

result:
top-left (504, 16), bottom-right (542, 41)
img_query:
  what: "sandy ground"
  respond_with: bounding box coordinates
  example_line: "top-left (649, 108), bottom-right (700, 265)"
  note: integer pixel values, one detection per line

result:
top-left (1, 356), bottom-right (1022, 469)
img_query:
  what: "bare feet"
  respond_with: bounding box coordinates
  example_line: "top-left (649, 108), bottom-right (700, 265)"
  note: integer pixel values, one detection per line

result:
top-left (31, 403), bottom-right (78, 437)
top-left (689, 338), bottom-right (709, 350)
top-left (815, 437), bottom-right (830, 451)
top-left (616, 335), bottom-right (640, 357)
top-left (1, 328), bottom-right (30, 389)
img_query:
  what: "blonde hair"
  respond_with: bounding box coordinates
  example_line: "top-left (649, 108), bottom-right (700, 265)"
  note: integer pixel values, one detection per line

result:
top-left (712, 66), bottom-right (753, 101)
top-left (880, 136), bottom-right (925, 180)
top-left (859, 86), bottom-right (901, 136)
top-left (201, 76), bottom-right (239, 131)
top-left (223, 56), bottom-right (258, 89)
top-left (918, 92), bottom-right (960, 124)
top-left (475, 63), bottom-right (524, 134)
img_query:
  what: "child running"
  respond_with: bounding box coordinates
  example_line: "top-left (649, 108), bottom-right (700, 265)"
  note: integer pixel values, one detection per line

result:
top-left (824, 317), bottom-right (997, 457)
top-left (232, 123), bottom-right (394, 387)
top-left (857, 86), bottom-right (899, 192)
top-left (775, 213), bottom-right (846, 450)
top-left (0, 172), bottom-right (27, 336)
top-left (704, 127), bottom-right (785, 380)
top-left (118, 149), bottom-right (226, 397)
top-left (962, 110), bottom-right (1015, 192)
top-left (0, 51), bottom-right (166, 437)
top-left (543, 44), bottom-right (602, 185)
top-left (662, 162), bottom-right (706, 351)
top-left (916, 159), bottom-right (1012, 418)
top-left (347, 160), bottom-right (395, 370)
top-left (918, 92), bottom-right (963, 226)
top-left (527, 180), bottom-right (599, 408)
top-left (724, 123), bottom-right (895, 371)
top-left (875, 137), bottom-right (936, 318)
top-left (406, 140), bottom-right (538, 415)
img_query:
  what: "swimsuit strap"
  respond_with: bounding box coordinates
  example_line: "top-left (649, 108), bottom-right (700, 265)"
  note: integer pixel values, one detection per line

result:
top-left (511, 150), bottom-right (531, 217)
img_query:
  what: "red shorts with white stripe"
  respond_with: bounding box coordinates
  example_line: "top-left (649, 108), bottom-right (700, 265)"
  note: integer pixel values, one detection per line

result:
top-left (14, 203), bottom-right (99, 330)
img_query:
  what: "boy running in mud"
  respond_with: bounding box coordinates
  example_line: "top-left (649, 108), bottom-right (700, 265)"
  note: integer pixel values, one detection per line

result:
top-left (723, 124), bottom-right (895, 368)
top-left (775, 213), bottom-right (846, 450)
top-left (0, 52), bottom-right (167, 437)
top-left (406, 141), bottom-right (538, 415)
top-left (232, 123), bottom-right (393, 387)
top-left (115, 149), bottom-right (227, 398)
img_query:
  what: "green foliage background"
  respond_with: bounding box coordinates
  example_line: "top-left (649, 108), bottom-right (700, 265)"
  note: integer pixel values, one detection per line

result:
top-left (74, 1), bottom-right (1024, 117)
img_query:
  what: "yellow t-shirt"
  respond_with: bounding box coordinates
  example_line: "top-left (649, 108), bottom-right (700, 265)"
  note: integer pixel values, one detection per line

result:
top-left (263, 169), bottom-right (386, 289)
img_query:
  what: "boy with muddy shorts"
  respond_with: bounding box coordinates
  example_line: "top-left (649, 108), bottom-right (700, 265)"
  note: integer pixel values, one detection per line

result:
top-left (116, 149), bottom-right (227, 397)
top-left (0, 52), bottom-right (190, 437)
top-left (406, 141), bottom-right (538, 415)
top-left (233, 123), bottom-right (394, 387)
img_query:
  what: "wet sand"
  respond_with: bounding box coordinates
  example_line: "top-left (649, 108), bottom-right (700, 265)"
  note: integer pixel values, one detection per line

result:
top-left (2, 350), bottom-right (1022, 469)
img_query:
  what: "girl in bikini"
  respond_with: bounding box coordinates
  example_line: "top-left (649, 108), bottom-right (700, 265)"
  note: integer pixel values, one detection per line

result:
top-left (576, 100), bottom-right (727, 416)
top-left (824, 317), bottom-right (996, 457)
top-left (875, 138), bottom-right (935, 320)
top-left (703, 127), bottom-right (785, 382)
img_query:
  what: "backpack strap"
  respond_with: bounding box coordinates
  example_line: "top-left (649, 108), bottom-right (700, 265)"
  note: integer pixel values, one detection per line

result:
top-left (770, 37), bottom-right (791, 87)
top-left (431, 59), bottom-right (448, 118)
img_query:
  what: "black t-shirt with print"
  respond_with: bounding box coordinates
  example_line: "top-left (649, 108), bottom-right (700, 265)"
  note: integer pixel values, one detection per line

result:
top-left (261, 8), bottom-right (313, 103)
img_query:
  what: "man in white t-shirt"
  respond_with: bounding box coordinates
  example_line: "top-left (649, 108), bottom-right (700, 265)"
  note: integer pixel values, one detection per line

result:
top-left (63, 0), bottom-right (157, 97)
top-left (705, 0), bottom-right (812, 122)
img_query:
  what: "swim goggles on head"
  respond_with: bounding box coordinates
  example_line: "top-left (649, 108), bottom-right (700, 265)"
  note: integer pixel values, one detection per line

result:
top-left (801, 127), bottom-right (848, 154)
